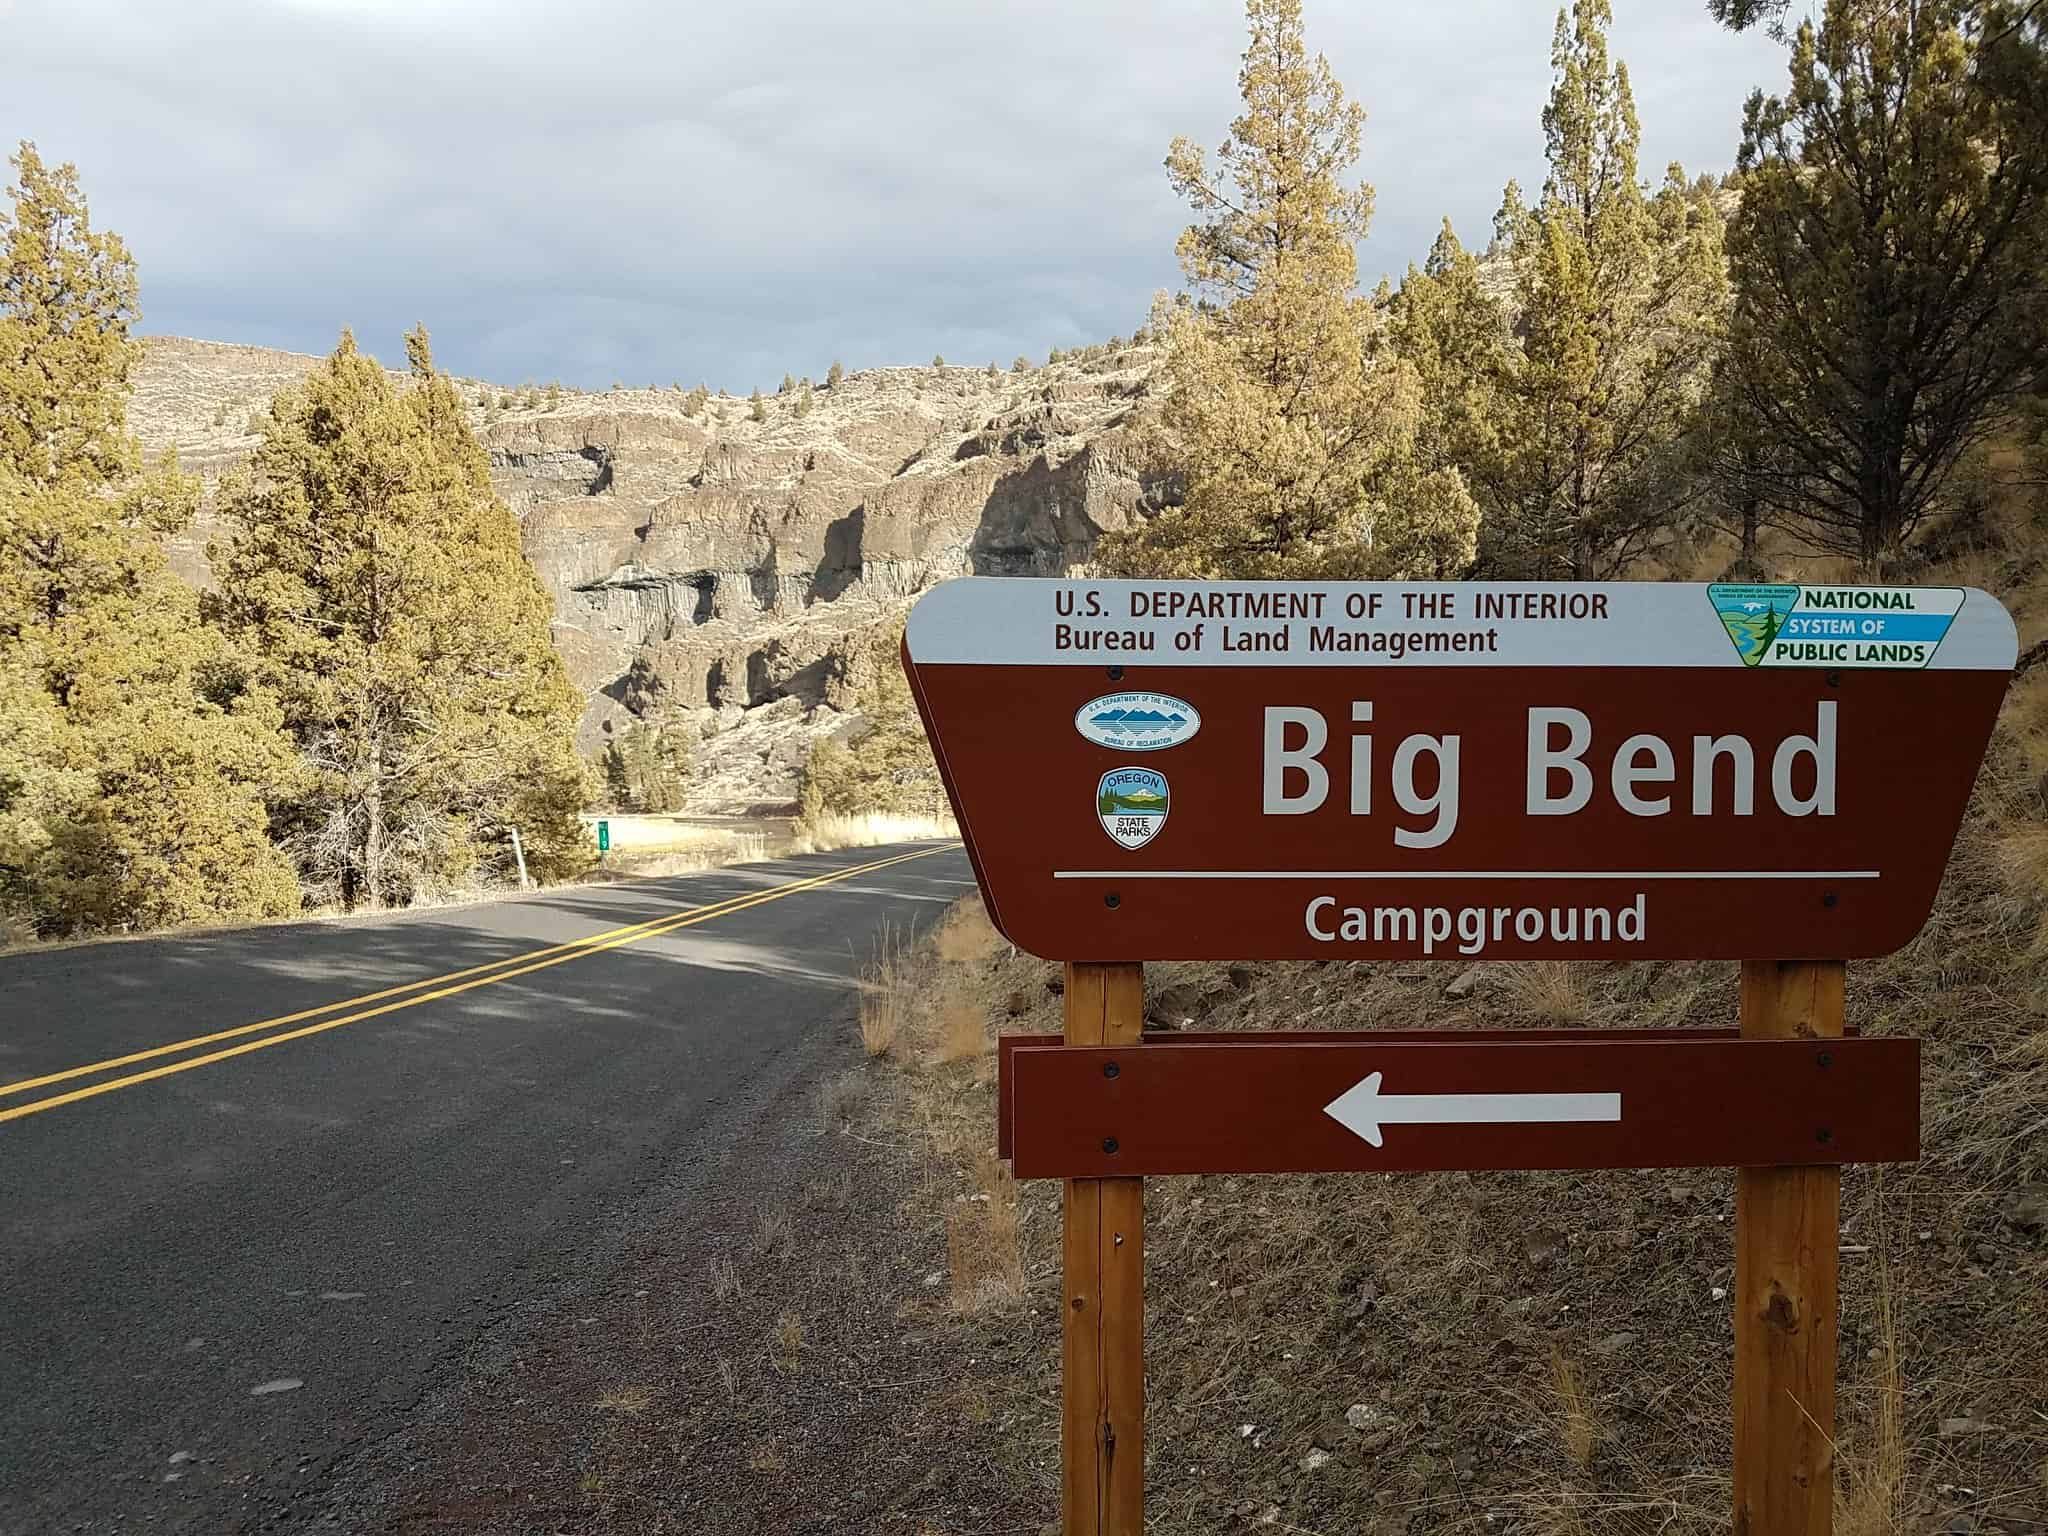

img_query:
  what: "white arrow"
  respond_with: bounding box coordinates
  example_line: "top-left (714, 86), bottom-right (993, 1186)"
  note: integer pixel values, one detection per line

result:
top-left (1323, 1072), bottom-right (1622, 1148)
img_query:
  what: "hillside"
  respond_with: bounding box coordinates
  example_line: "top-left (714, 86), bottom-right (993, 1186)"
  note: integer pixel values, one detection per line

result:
top-left (130, 337), bottom-right (1169, 812)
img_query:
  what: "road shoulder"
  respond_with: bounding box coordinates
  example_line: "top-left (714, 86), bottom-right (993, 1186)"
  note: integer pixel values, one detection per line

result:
top-left (304, 984), bottom-right (1041, 1534)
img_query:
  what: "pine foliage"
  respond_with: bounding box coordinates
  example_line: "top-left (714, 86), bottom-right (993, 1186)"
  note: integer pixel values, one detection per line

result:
top-left (211, 328), bottom-right (593, 909)
top-left (795, 627), bottom-right (948, 826)
top-left (602, 715), bottom-right (691, 813)
top-left (1097, 0), bottom-right (1480, 580)
top-left (1719, 0), bottom-right (2048, 568)
top-left (0, 141), bottom-right (301, 936)
top-left (1472, 1), bottom-right (1729, 578)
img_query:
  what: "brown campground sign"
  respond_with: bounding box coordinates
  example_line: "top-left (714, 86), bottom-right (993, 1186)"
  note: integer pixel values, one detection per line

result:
top-left (903, 579), bottom-right (2017, 962)
top-left (906, 577), bottom-right (2016, 1536)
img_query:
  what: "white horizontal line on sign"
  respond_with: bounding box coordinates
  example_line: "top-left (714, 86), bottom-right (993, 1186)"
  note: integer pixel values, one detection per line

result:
top-left (1051, 869), bottom-right (1883, 881)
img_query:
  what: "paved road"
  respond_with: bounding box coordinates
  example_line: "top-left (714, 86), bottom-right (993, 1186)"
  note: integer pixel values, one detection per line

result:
top-left (0, 843), bottom-right (973, 1534)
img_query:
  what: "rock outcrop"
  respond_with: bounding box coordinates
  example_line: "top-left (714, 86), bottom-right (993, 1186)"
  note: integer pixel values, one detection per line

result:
top-left (131, 339), bottom-right (1169, 811)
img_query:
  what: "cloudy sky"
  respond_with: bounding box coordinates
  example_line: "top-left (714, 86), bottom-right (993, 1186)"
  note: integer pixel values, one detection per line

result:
top-left (5, 0), bottom-right (1786, 393)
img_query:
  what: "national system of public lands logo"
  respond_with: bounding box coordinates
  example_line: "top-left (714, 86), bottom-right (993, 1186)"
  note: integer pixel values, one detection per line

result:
top-left (1097, 766), bottom-right (1169, 849)
top-left (1708, 583), bottom-right (1963, 670)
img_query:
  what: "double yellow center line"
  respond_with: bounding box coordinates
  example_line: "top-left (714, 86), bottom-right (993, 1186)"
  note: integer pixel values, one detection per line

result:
top-left (0, 845), bottom-right (954, 1126)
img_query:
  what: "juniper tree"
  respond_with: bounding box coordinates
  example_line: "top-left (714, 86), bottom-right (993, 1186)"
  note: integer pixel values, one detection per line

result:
top-left (212, 329), bottom-right (592, 909)
top-left (1096, 0), bottom-right (1479, 580)
top-left (1473, 1), bottom-right (1728, 578)
top-left (827, 360), bottom-right (844, 387)
top-left (749, 388), bottom-right (767, 422)
top-left (794, 625), bottom-right (948, 826)
top-left (1388, 220), bottom-right (1509, 496)
top-left (611, 714), bottom-right (689, 812)
top-left (1719, 0), bottom-right (2048, 568)
top-left (0, 142), bottom-right (300, 933)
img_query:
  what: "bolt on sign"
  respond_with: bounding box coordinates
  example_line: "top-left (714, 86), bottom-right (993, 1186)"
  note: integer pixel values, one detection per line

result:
top-left (905, 578), bottom-right (2018, 1536)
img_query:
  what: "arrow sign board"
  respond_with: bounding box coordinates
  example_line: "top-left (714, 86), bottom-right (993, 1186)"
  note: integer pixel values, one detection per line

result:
top-left (1002, 1033), bottom-right (1919, 1178)
top-left (992, 1025), bottom-right (1820, 1158)
top-left (903, 579), bottom-right (2016, 961)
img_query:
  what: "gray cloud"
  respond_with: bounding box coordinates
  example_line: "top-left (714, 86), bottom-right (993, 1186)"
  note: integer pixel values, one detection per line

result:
top-left (4, 0), bottom-right (1786, 391)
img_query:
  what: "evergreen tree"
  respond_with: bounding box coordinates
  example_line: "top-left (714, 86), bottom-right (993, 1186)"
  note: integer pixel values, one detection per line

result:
top-left (1707, 0), bottom-right (1791, 30)
top-left (611, 714), bottom-right (689, 812)
top-left (1691, 356), bottom-right (1793, 576)
top-left (600, 739), bottom-right (632, 809)
top-left (1720, 0), bottom-right (2048, 568)
top-left (795, 626), bottom-right (948, 825)
top-left (0, 142), bottom-right (300, 934)
top-left (1388, 220), bottom-right (1509, 494)
top-left (1474, 1), bottom-right (1728, 578)
top-left (212, 328), bottom-right (592, 909)
top-left (827, 359), bottom-right (844, 387)
top-left (1096, 0), bottom-right (1479, 580)
top-left (1012, 355), bottom-right (1031, 373)
top-left (931, 353), bottom-right (946, 368)
top-left (748, 388), bottom-right (767, 423)
top-left (779, 373), bottom-right (794, 393)
top-left (795, 380), bottom-right (815, 418)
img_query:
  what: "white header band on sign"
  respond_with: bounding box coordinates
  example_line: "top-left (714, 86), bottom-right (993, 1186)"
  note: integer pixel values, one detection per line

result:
top-left (905, 579), bottom-right (2018, 672)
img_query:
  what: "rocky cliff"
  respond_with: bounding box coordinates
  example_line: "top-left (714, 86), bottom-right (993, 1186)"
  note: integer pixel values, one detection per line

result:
top-left (131, 338), bottom-right (1170, 812)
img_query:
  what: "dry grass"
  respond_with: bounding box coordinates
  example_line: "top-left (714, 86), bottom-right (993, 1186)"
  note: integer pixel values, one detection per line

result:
top-left (1506, 960), bottom-right (1590, 1022)
top-left (848, 895), bottom-right (1028, 1321)
top-left (933, 997), bottom-right (989, 1064)
top-left (790, 811), bottom-right (958, 856)
top-left (1837, 1243), bottom-right (1907, 1536)
top-left (944, 1154), bottom-right (1026, 1316)
top-left (933, 901), bottom-right (1004, 965)
top-left (754, 1207), bottom-right (794, 1259)
top-left (857, 924), bottom-right (912, 1058)
top-left (817, 1069), bottom-right (870, 1130)
top-left (1549, 1349), bottom-right (1601, 1470)
top-left (773, 1310), bottom-right (805, 1370)
top-left (593, 840), bottom-right (767, 880)
top-left (589, 821), bottom-right (771, 882)
top-left (858, 992), bottom-right (901, 1058)
top-left (593, 1386), bottom-right (653, 1415)
top-left (708, 1253), bottom-right (741, 1303)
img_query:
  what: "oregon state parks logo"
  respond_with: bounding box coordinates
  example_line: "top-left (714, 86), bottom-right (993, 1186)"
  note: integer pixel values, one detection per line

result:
top-left (1097, 767), bottom-right (1169, 849)
top-left (1074, 691), bottom-right (1201, 751)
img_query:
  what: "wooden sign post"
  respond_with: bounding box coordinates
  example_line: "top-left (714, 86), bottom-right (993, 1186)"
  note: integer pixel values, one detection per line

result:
top-left (1060, 962), bottom-right (1144, 1534)
top-left (1734, 959), bottom-right (1845, 1536)
top-left (902, 577), bottom-right (2016, 1536)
